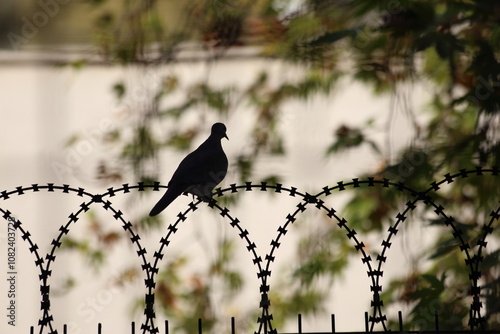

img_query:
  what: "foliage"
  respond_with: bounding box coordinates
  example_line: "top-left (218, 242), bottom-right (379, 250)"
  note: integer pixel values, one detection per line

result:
top-left (46, 0), bottom-right (500, 332)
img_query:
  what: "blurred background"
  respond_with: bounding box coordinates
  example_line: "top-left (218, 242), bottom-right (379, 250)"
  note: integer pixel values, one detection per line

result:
top-left (1, 1), bottom-right (500, 333)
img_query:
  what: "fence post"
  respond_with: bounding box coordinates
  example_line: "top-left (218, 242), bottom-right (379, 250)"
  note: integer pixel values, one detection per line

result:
top-left (398, 311), bottom-right (403, 332)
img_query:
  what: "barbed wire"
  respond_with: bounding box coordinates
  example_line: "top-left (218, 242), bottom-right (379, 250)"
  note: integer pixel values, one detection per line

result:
top-left (1, 167), bottom-right (498, 334)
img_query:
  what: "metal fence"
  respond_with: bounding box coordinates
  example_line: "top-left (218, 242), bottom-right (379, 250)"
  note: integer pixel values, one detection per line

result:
top-left (25, 312), bottom-right (500, 334)
top-left (2, 166), bottom-right (500, 334)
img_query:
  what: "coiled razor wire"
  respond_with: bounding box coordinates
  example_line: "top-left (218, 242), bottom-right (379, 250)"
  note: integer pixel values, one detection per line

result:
top-left (1, 166), bottom-right (499, 334)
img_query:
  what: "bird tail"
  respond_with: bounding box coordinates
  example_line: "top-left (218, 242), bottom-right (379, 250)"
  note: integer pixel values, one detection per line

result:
top-left (149, 187), bottom-right (184, 216)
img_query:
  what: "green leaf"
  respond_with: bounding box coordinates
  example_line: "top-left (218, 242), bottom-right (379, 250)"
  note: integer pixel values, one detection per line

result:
top-left (428, 237), bottom-right (459, 260)
top-left (422, 274), bottom-right (445, 292)
top-left (113, 82), bottom-right (126, 100)
top-left (310, 28), bottom-right (358, 46)
top-left (481, 249), bottom-right (500, 270)
top-left (326, 125), bottom-right (365, 155)
top-left (434, 33), bottom-right (464, 59)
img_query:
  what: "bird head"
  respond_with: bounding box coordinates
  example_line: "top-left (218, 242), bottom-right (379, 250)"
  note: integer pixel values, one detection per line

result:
top-left (212, 122), bottom-right (229, 140)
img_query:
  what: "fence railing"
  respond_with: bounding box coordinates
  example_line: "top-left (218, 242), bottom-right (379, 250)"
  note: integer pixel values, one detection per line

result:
top-left (25, 312), bottom-right (500, 334)
top-left (2, 166), bottom-right (499, 334)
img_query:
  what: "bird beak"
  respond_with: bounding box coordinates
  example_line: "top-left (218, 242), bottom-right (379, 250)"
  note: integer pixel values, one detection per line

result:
top-left (224, 134), bottom-right (229, 140)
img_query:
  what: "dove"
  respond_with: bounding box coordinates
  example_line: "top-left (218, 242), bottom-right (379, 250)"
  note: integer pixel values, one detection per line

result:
top-left (149, 123), bottom-right (229, 216)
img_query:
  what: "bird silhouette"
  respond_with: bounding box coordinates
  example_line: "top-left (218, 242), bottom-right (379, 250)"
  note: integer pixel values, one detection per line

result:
top-left (149, 123), bottom-right (229, 216)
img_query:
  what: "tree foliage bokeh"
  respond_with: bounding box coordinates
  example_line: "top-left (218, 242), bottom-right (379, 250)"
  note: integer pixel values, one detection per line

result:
top-left (10, 0), bottom-right (500, 332)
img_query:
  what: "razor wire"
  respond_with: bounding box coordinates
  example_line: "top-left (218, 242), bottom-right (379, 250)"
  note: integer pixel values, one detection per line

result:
top-left (1, 167), bottom-right (499, 334)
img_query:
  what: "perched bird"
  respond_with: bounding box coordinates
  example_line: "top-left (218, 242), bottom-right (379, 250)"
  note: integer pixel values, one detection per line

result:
top-left (149, 123), bottom-right (229, 216)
